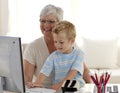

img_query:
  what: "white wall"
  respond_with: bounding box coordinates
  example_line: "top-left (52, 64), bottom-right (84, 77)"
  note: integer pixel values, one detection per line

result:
top-left (0, 0), bottom-right (8, 35)
top-left (1, 0), bottom-right (120, 43)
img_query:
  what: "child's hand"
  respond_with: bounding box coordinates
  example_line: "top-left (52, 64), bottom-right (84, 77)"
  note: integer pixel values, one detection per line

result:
top-left (26, 82), bottom-right (44, 88)
top-left (51, 82), bottom-right (63, 91)
top-left (26, 82), bottom-right (33, 88)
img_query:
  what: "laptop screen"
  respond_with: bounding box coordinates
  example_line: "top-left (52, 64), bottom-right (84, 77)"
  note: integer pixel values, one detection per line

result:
top-left (0, 36), bottom-right (25, 93)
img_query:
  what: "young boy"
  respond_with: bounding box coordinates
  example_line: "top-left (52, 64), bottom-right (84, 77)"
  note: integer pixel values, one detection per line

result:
top-left (27, 20), bottom-right (85, 91)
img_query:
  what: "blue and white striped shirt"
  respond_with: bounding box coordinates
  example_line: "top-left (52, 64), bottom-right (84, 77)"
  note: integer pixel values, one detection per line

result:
top-left (40, 46), bottom-right (85, 85)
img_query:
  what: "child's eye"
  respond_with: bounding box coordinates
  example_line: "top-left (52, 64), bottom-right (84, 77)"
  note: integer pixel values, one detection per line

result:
top-left (60, 42), bottom-right (64, 44)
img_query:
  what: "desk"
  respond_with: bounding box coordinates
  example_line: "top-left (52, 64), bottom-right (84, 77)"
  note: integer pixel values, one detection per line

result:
top-left (3, 91), bottom-right (15, 93)
top-left (79, 84), bottom-right (120, 93)
top-left (3, 84), bottom-right (120, 93)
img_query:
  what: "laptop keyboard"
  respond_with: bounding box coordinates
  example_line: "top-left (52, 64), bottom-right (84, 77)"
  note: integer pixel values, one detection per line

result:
top-left (26, 87), bottom-right (56, 93)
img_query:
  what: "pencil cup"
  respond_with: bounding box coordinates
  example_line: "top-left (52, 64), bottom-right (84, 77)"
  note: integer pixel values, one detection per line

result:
top-left (90, 72), bottom-right (111, 93)
top-left (96, 85), bottom-right (106, 93)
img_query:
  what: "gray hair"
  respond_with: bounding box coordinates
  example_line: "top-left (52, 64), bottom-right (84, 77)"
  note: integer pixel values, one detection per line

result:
top-left (40, 4), bottom-right (63, 21)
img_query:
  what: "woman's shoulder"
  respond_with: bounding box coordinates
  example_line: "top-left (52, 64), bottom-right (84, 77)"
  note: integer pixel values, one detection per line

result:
top-left (26, 36), bottom-right (47, 50)
top-left (28, 36), bottom-right (44, 46)
top-left (31, 36), bottom-right (44, 44)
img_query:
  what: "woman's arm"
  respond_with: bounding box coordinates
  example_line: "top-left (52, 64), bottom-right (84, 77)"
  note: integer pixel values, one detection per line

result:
top-left (24, 59), bottom-right (48, 88)
top-left (23, 59), bottom-right (35, 83)
top-left (83, 63), bottom-right (92, 83)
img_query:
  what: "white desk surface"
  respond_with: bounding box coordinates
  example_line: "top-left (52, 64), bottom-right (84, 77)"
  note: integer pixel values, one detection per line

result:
top-left (79, 83), bottom-right (120, 93)
top-left (3, 83), bottom-right (120, 93)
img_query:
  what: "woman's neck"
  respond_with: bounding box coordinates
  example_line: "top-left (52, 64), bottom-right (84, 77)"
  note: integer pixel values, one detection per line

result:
top-left (44, 37), bottom-right (56, 54)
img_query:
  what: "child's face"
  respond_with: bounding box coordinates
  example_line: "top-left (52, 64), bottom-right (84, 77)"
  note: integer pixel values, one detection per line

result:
top-left (53, 32), bottom-right (74, 54)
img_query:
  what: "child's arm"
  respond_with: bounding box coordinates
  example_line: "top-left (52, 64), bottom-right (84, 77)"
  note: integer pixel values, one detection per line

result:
top-left (51, 69), bottom-right (78, 90)
top-left (63, 69), bottom-right (78, 80)
top-left (27, 73), bottom-right (47, 88)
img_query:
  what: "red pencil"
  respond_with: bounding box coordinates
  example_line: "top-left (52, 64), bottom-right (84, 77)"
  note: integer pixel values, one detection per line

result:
top-left (90, 75), bottom-right (98, 85)
top-left (105, 73), bottom-right (111, 85)
top-left (95, 73), bottom-right (98, 84)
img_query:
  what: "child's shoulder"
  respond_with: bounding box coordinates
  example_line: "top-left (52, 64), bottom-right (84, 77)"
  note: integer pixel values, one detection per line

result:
top-left (74, 46), bottom-right (84, 55)
top-left (49, 50), bottom-right (59, 56)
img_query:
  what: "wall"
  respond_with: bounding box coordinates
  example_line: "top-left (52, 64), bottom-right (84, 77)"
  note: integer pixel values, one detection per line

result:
top-left (0, 0), bottom-right (9, 35)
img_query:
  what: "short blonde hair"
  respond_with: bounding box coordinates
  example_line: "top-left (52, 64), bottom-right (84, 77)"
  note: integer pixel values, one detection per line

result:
top-left (52, 20), bottom-right (76, 40)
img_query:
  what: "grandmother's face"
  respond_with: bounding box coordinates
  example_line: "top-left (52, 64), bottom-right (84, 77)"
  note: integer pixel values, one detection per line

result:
top-left (40, 14), bottom-right (58, 38)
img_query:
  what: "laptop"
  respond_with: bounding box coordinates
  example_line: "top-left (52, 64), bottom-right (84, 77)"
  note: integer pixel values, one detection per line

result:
top-left (0, 36), bottom-right (56, 93)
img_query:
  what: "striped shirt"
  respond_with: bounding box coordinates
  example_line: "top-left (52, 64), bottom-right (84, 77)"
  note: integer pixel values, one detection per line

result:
top-left (40, 46), bottom-right (85, 85)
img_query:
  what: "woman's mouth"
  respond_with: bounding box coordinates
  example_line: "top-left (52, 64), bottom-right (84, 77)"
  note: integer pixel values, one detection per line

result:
top-left (44, 29), bottom-right (52, 32)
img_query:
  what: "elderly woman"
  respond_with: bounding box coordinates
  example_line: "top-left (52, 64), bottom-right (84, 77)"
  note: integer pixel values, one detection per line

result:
top-left (23, 4), bottom-right (91, 88)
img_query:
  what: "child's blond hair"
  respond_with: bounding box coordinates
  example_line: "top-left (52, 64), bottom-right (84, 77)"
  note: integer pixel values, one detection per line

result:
top-left (52, 20), bottom-right (76, 40)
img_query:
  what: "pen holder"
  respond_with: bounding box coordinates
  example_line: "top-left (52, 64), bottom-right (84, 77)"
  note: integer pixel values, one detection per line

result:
top-left (96, 85), bottom-right (106, 93)
top-left (90, 72), bottom-right (111, 93)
